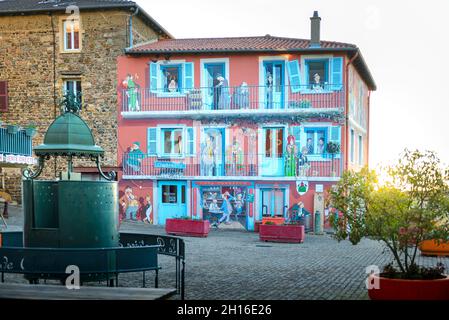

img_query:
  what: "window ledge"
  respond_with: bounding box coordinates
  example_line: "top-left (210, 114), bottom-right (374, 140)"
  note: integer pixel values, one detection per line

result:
top-left (299, 89), bottom-right (336, 94)
top-left (61, 50), bottom-right (82, 54)
top-left (157, 154), bottom-right (186, 159)
top-left (156, 92), bottom-right (186, 98)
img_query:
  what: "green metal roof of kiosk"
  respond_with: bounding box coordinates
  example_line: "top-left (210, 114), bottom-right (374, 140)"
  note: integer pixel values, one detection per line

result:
top-left (34, 112), bottom-right (104, 156)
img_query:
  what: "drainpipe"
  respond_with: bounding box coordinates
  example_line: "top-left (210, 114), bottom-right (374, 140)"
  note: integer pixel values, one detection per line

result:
top-left (128, 6), bottom-right (139, 48)
top-left (366, 90), bottom-right (371, 168)
top-left (344, 51), bottom-right (359, 171)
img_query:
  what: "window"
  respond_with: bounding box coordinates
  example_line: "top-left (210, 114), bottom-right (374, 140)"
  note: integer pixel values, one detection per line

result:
top-left (306, 59), bottom-right (328, 87)
top-left (162, 185), bottom-right (178, 204)
top-left (301, 57), bottom-right (343, 91)
top-left (305, 128), bottom-right (327, 155)
top-left (150, 62), bottom-right (194, 94)
top-left (358, 135), bottom-right (363, 165)
top-left (161, 128), bottom-right (183, 156)
top-left (63, 79), bottom-right (82, 102)
top-left (0, 81), bottom-right (8, 111)
top-left (350, 129), bottom-right (355, 163)
top-left (265, 128), bottom-right (284, 158)
top-left (161, 64), bottom-right (182, 93)
top-left (63, 19), bottom-right (80, 51)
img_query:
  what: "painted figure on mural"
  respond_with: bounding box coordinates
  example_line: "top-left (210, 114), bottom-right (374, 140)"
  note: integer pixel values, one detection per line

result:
top-left (201, 134), bottom-right (217, 176)
top-left (120, 186), bottom-right (139, 221)
top-left (142, 194), bottom-right (153, 224)
top-left (123, 74), bottom-right (140, 111)
top-left (317, 137), bottom-right (325, 155)
top-left (233, 82), bottom-right (249, 109)
top-left (285, 135), bottom-right (298, 176)
top-left (288, 201), bottom-right (305, 223)
top-left (208, 199), bottom-right (220, 213)
top-left (266, 71), bottom-right (274, 109)
top-left (306, 138), bottom-right (314, 155)
top-left (214, 74), bottom-right (230, 110)
top-left (233, 193), bottom-right (245, 217)
top-left (312, 73), bottom-right (324, 92)
top-left (226, 138), bottom-right (244, 176)
top-left (125, 141), bottom-right (145, 174)
top-left (297, 146), bottom-right (310, 176)
top-left (168, 76), bottom-right (178, 93)
top-left (213, 191), bottom-right (234, 227)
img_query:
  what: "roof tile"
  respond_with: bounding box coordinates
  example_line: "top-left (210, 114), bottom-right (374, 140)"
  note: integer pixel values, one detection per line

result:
top-left (128, 35), bottom-right (357, 53)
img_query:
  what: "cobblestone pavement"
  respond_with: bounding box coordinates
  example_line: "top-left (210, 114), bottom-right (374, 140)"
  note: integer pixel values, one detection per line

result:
top-left (2, 205), bottom-right (448, 300)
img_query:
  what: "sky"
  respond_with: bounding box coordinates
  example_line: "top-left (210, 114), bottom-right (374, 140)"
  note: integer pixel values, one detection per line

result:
top-left (136, 0), bottom-right (449, 169)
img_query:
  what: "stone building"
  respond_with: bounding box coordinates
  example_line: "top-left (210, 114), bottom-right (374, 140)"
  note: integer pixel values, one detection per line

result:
top-left (0, 0), bottom-right (172, 203)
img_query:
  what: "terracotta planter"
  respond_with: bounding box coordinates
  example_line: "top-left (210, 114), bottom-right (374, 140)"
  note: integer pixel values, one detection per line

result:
top-left (165, 218), bottom-right (210, 237)
top-left (259, 224), bottom-right (305, 243)
top-left (368, 274), bottom-right (449, 300)
top-left (262, 217), bottom-right (285, 225)
top-left (419, 239), bottom-right (449, 257)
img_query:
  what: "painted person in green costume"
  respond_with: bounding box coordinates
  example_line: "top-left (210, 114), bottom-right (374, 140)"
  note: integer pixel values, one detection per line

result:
top-left (126, 141), bottom-right (145, 173)
top-left (123, 74), bottom-right (139, 111)
top-left (285, 135), bottom-right (298, 176)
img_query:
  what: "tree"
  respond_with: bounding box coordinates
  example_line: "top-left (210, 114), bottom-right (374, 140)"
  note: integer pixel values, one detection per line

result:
top-left (329, 149), bottom-right (449, 278)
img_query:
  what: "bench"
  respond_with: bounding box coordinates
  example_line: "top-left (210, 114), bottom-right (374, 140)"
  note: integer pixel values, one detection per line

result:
top-left (0, 283), bottom-right (176, 300)
top-left (0, 245), bottom-right (161, 288)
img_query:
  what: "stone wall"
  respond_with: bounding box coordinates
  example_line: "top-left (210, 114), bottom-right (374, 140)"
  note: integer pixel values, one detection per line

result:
top-left (0, 10), bottom-right (162, 201)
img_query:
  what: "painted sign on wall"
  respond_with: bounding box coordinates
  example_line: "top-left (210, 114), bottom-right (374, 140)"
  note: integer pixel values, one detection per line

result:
top-left (296, 180), bottom-right (309, 196)
top-left (0, 154), bottom-right (37, 165)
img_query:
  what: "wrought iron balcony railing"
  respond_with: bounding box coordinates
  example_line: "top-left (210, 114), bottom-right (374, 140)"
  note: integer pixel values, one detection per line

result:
top-left (121, 85), bottom-right (345, 113)
top-left (122, 152), bottom-right (341, 179)
top-left (0, 126), bottom-right (33, 157)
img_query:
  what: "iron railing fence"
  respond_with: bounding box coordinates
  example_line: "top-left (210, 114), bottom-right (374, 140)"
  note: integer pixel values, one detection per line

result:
top-left (0, 127), bottom-right (33, 157)
top-left (121, 84), bottom-right (345, 112)
top-left (123, 152), bottom-right (342, 178)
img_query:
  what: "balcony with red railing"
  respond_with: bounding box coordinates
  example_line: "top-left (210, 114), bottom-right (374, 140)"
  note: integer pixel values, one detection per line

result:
top-left (122, 152), bottom-right (341, 179)
top-left (120, 85), bottom-right (345, 119)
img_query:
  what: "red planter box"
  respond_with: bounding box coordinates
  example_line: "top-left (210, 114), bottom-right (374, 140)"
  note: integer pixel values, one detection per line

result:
top-left (259, 224), bottom-right (305, 243)
top-left (368, 274), bottom-right (449, 300)
top-left (254, 221), bottom-right (262, 233)
top-left (165, 218), bottom-right (210, 237)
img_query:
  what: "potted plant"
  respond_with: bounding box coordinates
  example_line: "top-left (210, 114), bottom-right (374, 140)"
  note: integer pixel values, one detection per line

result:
top-left (259, 221), bottom-right (305, 243)
top-left (326, 141), bottom-right (340, 176)
top-left (25, 124), bottom-right (37, 137)
top-left (165, 217), bottom-right (210, 237)
top-left (262, 216), bottom-right (285, 225)
top-left (329, 150), bottom-right (449, 300)
top-left (6, 123), bottom-right (19, 134)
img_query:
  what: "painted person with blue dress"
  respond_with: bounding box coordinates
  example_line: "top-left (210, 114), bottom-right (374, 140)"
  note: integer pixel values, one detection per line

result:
top-left (213, 192), bottom-right (235, 227)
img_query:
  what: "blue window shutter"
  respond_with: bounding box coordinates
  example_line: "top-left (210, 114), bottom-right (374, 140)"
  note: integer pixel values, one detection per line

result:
top-left (186, 127), bottom-right (195, 155)
top-left (150, 62), bottom-right (158, 93)
top-left (331, 57), bottom-right (343, 90)
top-left (287, 60), bottom-right (301, 93)
top-left (329, 126), bottom-right (341, 143)
top-left (147, 127), bottom-right (157, 155)
top-left (183, 62), bottom-right (194, 93)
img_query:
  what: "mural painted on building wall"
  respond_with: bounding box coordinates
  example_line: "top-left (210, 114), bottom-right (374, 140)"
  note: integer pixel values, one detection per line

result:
top-left (201, 186), bottom-right (248, 229)
top-left (348, 66), bottom-right (368, 130)
top-left (119, 185), bottom-right (153, 223)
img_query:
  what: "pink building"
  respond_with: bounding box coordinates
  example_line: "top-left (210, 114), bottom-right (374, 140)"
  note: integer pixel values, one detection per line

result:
top-left (116, 12), bottom-right (376, 232)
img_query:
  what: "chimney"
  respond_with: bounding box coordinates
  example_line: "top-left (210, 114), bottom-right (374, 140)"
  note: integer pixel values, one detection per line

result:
top-left (310, 11), bottom-right (321, 48)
